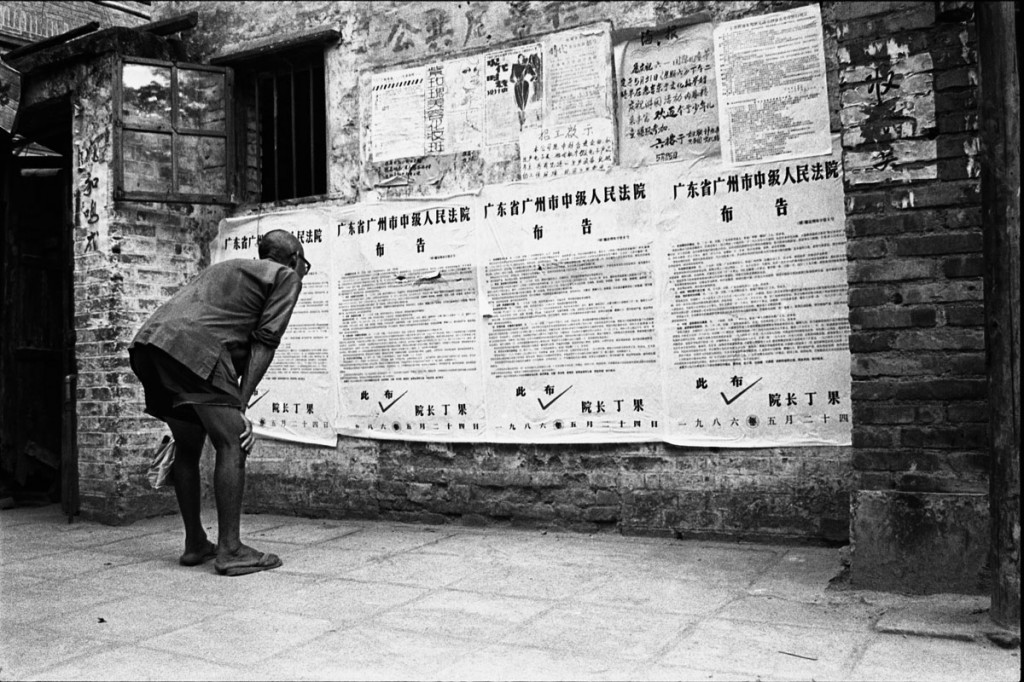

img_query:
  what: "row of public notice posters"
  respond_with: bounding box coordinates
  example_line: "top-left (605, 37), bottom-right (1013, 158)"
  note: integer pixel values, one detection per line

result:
top-left (212, 4), bottom-right (852, 448)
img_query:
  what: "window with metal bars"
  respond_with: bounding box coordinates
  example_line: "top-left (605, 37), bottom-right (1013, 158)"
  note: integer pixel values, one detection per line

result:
top-left (254, 52), bottom-right (327, 202)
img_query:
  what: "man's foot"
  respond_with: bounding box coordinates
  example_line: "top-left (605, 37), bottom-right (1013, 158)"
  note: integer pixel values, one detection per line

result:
top-left (179, 539), bottom-right (218, 567)
top-left (214, 544), bottom-right (282, 577)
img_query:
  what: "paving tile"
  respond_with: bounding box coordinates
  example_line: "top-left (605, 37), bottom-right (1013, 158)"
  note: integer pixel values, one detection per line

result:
top-left (627, 664), bottom-right (762, 681)
top-left (579, 576), bottom-right (742, 615)
top-left (25, 643), bottom-right (246, 681)
top-left (716, 594), bottom-right (878, 632)
top-left (340, 551), bottom-right (498, 588)
top-left (317, 526), bottom-right (455, 556)
top-left (257, 625), bottom-right (484, 681)
top-left (850, 635), bottom-right (1022, 682)
top-left (0, 577), bottom-right (132, 627)
top-left (58, 556), bottom-right (210, 599)
top-left (0, 539), bottom-right (63, 563)
top-left (0, 569), bottom-right (45, 592)
top-left (140, 607), bottom-right (336, 667)
top-left (370, 589), bottom-right (555, 642)
top-left (448, 557), bottom-right (612, 601)
top-left (273, 578), bottom-right (430, 622)
top-left (748, 547), bottom-right (845, 599)
top-left (0, 623), bottom-right (111, 679)
top-left (2, 548), bottom-right (147, 581)
top-left (414, 529), bottom-right (555, 559)
top-left (32, 592), bottom-right (230, 644)
top-left (249, 522), bottom-right (362, 546)
top-left (500, 602), bottom-right (695, 661)
top-left (438, 643), bottom-right (638, 681)
top-left (90, 531), bottom-right (189, 561)
top-left (659, 617), bottom-right (868, 680)
top-left (269, 543), bottom-right (384, 577)
top-left (178, 568), bottom-right (328, 611)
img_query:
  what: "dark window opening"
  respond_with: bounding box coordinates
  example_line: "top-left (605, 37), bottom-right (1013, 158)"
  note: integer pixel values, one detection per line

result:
top-left (254, 52), bottom-right (326, 202)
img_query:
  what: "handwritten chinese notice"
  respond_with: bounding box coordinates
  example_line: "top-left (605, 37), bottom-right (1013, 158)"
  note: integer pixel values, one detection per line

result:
top-left (212, 210), bottom-right (338, 447)
top-left (213, 149), bottom-right (851, 447)
top-left (714, 4), bottom-right (831, 166)
top-left (370, 66), bottom-right (427, 162)
top-left (616, 21), bottom-right (719, 167)
top-left (519, 117), bottom-right (615, 181)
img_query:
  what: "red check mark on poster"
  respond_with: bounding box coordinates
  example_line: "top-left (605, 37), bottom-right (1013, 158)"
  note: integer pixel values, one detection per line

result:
top-left (379, 391), bottom-right (408, 413)
top-left (538, 385), bottom-right (573, 411)
top-left (720, 377), bottom-right (762, 405)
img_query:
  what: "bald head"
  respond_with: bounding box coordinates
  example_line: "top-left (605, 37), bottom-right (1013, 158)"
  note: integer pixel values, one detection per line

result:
top-left (258, 229), bottom-right (308, 280)
top-left (258, 230), bottom-right (301, 263)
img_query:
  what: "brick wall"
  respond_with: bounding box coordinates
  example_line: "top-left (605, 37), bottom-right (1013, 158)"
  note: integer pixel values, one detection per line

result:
top-left (0, 1), bottom-right (150, 49)
top-left (835, 1), bottom-right (990, 591)
top-left (837, 2), bottom-right (988, 494)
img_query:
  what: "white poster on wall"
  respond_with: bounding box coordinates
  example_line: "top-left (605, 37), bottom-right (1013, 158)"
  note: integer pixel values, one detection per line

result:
top-left (330, 196), bottom-right (488, 439)
top-left (214, 142), bottom-right (850, 447)
top-left (654, 141), bottom-right (851, 446)
top-left (713, 4), bottom-right (831, 166)
top-left (542, 23), bottom-right (614, 129)
top-left (369, 66), bottom-right (427, 162)
top-left (211, 210), bottom-right (338, 447)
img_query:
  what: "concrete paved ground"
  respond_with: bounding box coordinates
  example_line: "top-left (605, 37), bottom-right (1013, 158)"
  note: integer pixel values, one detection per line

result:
top-left (1, 504), bottom-right (1019, 681)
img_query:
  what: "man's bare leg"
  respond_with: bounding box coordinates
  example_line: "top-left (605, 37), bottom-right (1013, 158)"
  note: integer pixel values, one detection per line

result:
top-left (165, 417), bottom-right (216, 564)
top-left (193, 404), bottom-right (279, 573)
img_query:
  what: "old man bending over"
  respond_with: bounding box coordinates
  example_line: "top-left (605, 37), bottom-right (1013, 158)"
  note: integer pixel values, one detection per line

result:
top-left (129, 229), bottom-right (310, 576)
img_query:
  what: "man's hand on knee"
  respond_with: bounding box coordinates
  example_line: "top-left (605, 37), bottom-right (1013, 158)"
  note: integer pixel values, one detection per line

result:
top-left (239, 411), bottom-right (255, 455)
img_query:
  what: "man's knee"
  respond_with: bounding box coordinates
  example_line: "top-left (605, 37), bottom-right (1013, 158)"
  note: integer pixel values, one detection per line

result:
top-left (194, 405), bottom-right (244, 451)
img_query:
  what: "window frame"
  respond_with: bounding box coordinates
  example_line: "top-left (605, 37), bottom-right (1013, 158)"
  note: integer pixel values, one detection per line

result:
top-left (247, 47), bottom-right (328, 203)
top-left (113, 56), bottom-right (235, 205)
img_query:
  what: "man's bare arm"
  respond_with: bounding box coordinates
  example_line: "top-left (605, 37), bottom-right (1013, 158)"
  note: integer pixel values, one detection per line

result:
top-left (240, 342), bottom-right (276, 409)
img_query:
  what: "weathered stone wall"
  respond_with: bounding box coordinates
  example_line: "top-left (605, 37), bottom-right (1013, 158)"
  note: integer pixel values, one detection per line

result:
top-left (127, 0), bottom-right (990, 568)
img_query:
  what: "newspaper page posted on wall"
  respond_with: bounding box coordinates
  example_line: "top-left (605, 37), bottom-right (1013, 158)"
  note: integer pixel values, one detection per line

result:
top-left (369, 66), bottom-right (428, 163)
top-left (713, 3), bottom-right (831, 166)
top-left (478, 169), bottom-right (664, 442)
top-left (211, 210), bottom-right (339, 447)
top-left (211, 140), bottom-right (852, 447)
top-left (615, 20), bottom-right (720, 167)
top-left (331, 196), bottom-right (488, 440)
top-left (655, 138), bottom-right (851, 446)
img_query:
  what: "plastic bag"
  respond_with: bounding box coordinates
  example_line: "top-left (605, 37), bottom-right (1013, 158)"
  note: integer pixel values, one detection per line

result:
top-left (147, 435), bottom-right (176, 489)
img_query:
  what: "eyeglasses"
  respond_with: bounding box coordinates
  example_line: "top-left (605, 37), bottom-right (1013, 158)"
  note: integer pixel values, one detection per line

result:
top-left (294, 252), bottom-right (312, 275)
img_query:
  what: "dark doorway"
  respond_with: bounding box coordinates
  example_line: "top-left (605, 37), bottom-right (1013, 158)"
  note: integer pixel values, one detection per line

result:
top-left (0, 99), bottom-right (77, 514)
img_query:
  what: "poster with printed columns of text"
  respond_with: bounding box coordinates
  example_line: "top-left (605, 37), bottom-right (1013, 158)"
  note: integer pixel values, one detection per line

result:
top-left (653, 138), bottom-right (851, 446)
top-left (476, 170), bottom-right (663, 442)
top-left (330, 196), bottom-right (488, 440)
top-left (212, 149), bottom-right (851, 447)
top-left (211, 210), bottom-right (338, 447)
top-left (713, 3), bottom-right (832, 166)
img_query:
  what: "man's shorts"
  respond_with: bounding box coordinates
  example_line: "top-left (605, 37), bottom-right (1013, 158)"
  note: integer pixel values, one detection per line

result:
top-left (129, 344), bottom-right (241, 425)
